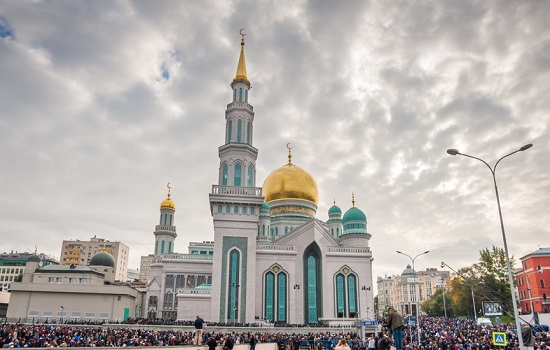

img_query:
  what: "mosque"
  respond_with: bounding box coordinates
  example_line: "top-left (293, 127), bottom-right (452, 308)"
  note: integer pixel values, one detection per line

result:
top-left (144, 32), bottom-right (375, 325)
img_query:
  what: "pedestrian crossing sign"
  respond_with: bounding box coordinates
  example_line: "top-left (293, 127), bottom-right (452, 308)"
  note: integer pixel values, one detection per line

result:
top-left (492, 332), bottom-right (507, 346)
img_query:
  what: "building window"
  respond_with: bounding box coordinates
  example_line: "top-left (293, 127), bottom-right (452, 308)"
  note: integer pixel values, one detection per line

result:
top-left (227, 120), bottom-right (232, 143)
top-left (541, 279), bottom-right (546, 288)
top-left (69, 278), bottom-right (77, 284)
top-left (250, 206), bottom-right (255, 215)
top-left (246, 121), bottom-right (251, 144)
top-left (228, 249), bottom-right (240, 322)
top-left (239, 88), bottom-right (243, 101)
top-left (233, 89), bottom-right (237, 102)
top-left (242, 206), bottom-right (247, 214)
top-left (247, 165), bottom-right (254, 187)
top-left (265, 272), bottom-right (274, 322)
top-left (245, 89), bottom-right (248, 103)
top-left (234, 205), bottom-right (239, 214)
top-left (234, 163), bottom-right (242, 186)
top-left (161, 241), bottom-right (165, 254)
top-left (226, 205), bottom-right (231, 214)
top-left (168, 241), bottom-right (172, 253)
top-left (222, 164), bottom-right (228, 186)
top-left (218, 204), bottom-right (223, 213)
top-left (237, 120), bottom-right (242, 143)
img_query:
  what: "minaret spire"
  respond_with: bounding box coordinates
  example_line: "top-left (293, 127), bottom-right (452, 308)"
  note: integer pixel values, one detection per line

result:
top-left (234, 29), bottom-right (249, 83)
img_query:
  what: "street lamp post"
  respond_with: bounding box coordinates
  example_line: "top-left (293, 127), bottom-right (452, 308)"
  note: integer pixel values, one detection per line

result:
top-left (396, 250), bottom-right (430, 345)
top-left (447, 143), bottom-right (533, 350)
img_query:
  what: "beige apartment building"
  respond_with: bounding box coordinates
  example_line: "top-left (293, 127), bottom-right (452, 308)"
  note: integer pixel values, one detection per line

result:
top-left (377, 266), bottom-right (450, 317)
top-left (60, 236), bottom-right (129, 281)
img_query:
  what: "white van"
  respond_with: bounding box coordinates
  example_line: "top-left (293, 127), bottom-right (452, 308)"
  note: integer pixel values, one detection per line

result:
top-left (477, 317), bottom-right (493, 327)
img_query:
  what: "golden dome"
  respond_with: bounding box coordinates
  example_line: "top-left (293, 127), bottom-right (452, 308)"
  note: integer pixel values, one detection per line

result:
top-left (160, 197), bottom-right (176, 210)
top-left (160, 182), bottom-right (176, 210)
top-left (262, 163), bottom-right (319, 205)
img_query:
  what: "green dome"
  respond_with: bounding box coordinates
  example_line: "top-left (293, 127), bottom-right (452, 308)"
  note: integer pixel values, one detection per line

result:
top-left (90, 251), bottom-right (115, 267)
top-left (27, 254), bottom-right (41, 263)
top-left (261, 202), bottom-right (270, 211)
top-left (342, 207), bottom-right (366, 222)
top-left (328, 204), bottom-right (342, 215)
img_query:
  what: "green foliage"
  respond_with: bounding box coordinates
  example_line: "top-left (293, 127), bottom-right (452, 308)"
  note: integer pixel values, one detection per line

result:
top-left (421, 287), bottom-right (454, 317)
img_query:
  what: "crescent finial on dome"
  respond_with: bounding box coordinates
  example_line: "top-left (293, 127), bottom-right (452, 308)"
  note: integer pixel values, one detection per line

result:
top-left (286, 143), bottom-right (292, 165)
top-left (167, 182), bottom-right (172, 198)
top-left (352, 192), bottom-right (355, 207)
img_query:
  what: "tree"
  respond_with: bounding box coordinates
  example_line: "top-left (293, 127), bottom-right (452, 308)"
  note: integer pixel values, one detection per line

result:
top-left (425, 246), bottom-right (513, 318)
top-left (421, 287), bottom-right (454, 317)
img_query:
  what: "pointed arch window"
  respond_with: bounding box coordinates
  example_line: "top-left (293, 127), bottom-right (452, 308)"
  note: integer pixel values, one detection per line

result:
top-left (161, 240), bottom-right (165, 254)
top-left (250, 206), bottom-right (255, 215)
top-left (155, 241), bottom-right (158, 255)
top-left (169, 214), bottom-right (173, 226)
top-left (225, 205), bottom-right (230, 214)
top-left (245, 89), bottom-right (248, 103)
top-left (222, 164), bottom-right (228, 186)
top-left (168, 241), bottom-right (172, 253)
top-left (228, 249), bottom-right (241, 322)
top-left (218, 204), bottom-right (222, 213)
top-left (239, 88), bottom-right (243, 101)
top-left (246, 122), bottom-right (251, 144)
top-left (247, 165), bottom-right (254, 187)
top-left (233, 89), bottom-right (237, 102)
top-left (334, 267), bottom-right (359, 318)
top-left (304, 244), bottom-right (322, 324)
top-left (227, 120), bottom-right (233, 143)
top-left (264, 266), bottom-right (287, 323)
top-left (234, 163), bottom-right (242, 186)
top-left (237, 120), bottom-right (242, 143)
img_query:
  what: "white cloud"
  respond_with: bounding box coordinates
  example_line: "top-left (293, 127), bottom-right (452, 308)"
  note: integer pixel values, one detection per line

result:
top-left (0, 0), bottom-right (548, 284)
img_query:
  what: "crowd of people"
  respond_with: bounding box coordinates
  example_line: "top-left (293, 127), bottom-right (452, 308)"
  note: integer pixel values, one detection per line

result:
top-left (0, 316), bottom-right (548, 349)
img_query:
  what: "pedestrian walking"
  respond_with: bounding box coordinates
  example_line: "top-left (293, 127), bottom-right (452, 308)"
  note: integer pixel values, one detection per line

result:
top-left (194, 315), bottom-right (205, 346)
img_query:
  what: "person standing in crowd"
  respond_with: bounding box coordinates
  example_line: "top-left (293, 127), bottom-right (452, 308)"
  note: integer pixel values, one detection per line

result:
top-left (223, 335), bottom-right (234, 350)
top-left (335, 339), bottom-right (352, 350)
top-left (207, 337), bottom-right (218, 350)
top-left (377, 332), bottom-right (391, 350)
top-left (249, 333), bottom-right (257, 350)
top-left (387, 307), bottom-right (404, 350)
top-left (194, 315), bottom-right (205, 346)
top-left (367, 334), bottom-right (376, 350)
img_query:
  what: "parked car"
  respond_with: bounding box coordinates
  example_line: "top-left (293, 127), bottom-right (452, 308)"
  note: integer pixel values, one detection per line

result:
top-left (532, 324), bottom-right (549, 334)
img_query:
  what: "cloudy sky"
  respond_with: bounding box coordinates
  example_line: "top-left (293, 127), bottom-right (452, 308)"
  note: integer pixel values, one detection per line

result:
top-left (1, 1), bottom-right (549, 284)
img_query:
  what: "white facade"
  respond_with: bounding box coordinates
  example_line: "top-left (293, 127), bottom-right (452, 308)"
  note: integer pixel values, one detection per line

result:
top-left (143, 35), bottom-right (375, 325)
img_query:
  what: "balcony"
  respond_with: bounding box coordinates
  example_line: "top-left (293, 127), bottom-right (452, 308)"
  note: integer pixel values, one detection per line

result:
top-left (155, 225), bottom-right (176, 232)
top-left (227, 101), bottom-right (253, 112)
top-left (211, 185), bottom-right (262, 196)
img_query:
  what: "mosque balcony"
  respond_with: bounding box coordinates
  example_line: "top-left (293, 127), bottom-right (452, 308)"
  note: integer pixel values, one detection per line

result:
top-left (256, 244), bottom-right (296, 252)
top-left (178, 288), bottom-right (211, 295)
top-left (327, 246), bottom-right (371, 254)
top-left (227, 101), bottom-right (253, 112)
top-left (155, 225), bottom-right (176, 232)
top-left (211, 185), bottom-right (262, 196)
top-left (153, 253), bottom-right (213, 263)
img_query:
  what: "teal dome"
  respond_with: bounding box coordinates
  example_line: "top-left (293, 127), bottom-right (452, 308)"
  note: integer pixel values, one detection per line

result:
top-left (328, 204), bottom-right (342, 215)
top-left (261, 202), bottom-right (270, 211)
top-left (90, 251), bottom-right (115, 267)
top-left (342, 207), bottom-right (366, 222)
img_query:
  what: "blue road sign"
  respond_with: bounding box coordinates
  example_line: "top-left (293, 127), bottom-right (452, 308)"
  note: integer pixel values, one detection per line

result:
top-left (361, 320), bottom-right (378, 326)
top-left (492, 332), bottom-right (507, 346)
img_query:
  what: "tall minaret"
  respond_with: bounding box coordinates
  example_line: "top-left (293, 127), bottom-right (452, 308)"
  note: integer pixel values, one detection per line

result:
top-left (154, 183), bottom-right (177, 255)
top-left (209, 29), bottom-right (264, 324)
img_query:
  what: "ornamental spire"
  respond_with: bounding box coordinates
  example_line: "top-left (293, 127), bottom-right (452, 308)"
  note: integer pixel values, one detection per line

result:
top-left (352, 192), bottom-right (355, 207)
top-left (233, 29), bottom-right (250, 83)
